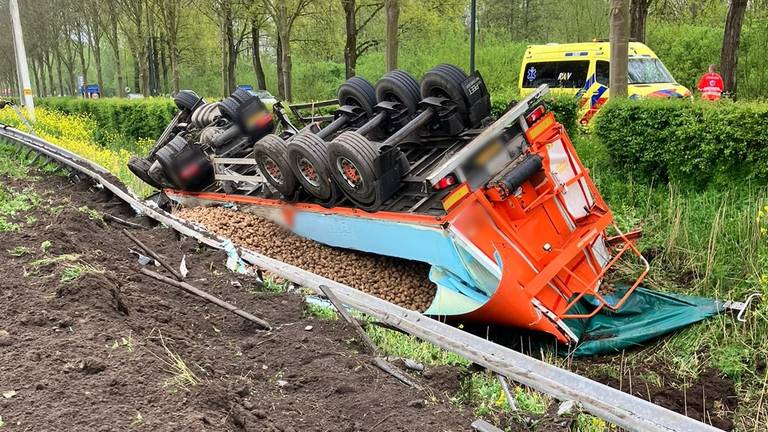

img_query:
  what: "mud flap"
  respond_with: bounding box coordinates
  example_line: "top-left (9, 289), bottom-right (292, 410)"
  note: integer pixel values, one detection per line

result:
top-left (565, 286), bottom-right (726, 356)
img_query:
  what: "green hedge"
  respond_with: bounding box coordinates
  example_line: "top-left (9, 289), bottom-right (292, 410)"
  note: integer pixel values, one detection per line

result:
top-left (36, 97), bottom-right (177, 142)
top-left (490, 89), bottom-right (578, 132)
top-left (37, 90), bottom-right (579, 144)
top-left (595, 99), bottom-right (768, 186)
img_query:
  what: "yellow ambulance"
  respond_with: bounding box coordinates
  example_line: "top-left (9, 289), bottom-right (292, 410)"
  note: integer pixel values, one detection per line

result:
top-left (518, 41), bottom-right (691, 124)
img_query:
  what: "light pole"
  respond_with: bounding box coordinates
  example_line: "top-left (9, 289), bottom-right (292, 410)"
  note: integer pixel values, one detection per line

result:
top-left (8, 0), bottom-right (35, 121)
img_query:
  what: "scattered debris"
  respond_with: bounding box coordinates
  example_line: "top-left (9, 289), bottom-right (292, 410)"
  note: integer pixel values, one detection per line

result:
top-left (1, 390), bottom-right (16, 399)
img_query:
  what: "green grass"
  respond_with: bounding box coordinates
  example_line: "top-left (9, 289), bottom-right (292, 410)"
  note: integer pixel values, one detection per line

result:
top-left (0, 183), bottom-right (40, 232)
top-left (573, 132), bottom-right (768, 429)
top-left (7, 246), bottom-right (31, 257)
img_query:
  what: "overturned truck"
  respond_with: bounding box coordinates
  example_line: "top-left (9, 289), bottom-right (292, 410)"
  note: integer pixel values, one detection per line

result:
top-left (129, 64), bottom-right (738, 350)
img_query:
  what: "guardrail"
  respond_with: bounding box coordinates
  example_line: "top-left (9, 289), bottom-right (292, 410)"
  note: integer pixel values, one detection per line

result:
top-left (0, 123), bottom-right (724, 432)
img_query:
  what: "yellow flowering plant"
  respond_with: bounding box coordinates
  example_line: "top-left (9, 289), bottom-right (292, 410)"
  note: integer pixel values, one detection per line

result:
top-left (0, 107), bottom-right (154, 197)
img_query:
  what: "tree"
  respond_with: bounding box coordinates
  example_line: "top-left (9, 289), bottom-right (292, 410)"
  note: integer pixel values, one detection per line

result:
top-left (384, 0), bottom-right (398, 71)
top-left (609, 0), bottom-right (629, 98)
top-left (342, 0), bottom-right (383, 78)
top-left (720, 0), bottom-right (748, 96)
top-left (250, 15), bottom-right (268, 90)
top-left (153, 0), bottom-right (189, 94)
top-left (262, 0), bottom-right (315, 101)
top-left (117, 0), bottom-right (150, 96)
top-left (629, 0), bottom-right (651, 42)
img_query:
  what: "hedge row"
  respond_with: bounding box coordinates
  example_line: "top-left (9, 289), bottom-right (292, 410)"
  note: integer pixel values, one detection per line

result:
top-left (490, 90), bottom-right (578, 132)
top-left (36, 97), bottom-right (177, 142)
top-left (594, 99), bottom-right (768, 186)
top-left (37, 90), bottom-right (579, 143)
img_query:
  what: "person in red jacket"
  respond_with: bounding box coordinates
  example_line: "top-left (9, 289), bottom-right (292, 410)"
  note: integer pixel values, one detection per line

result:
top-left (697, 64), bottom-right (724, 101)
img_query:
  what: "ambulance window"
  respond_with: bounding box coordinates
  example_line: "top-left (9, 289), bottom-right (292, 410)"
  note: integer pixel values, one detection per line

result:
top-left (522, 61), bottom-right (589, 88)
top-left (596, 61), bottom-right (610, 85)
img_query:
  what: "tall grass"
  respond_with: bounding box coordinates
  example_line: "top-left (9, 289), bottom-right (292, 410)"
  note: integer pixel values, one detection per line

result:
top-left (575, 133), bottom-right (768, 430)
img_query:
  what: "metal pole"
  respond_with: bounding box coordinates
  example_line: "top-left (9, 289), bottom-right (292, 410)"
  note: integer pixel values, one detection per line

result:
top-left (8, 0), bottom-right (35, 121)
top-left (469, 0), bottom-right (477, 72)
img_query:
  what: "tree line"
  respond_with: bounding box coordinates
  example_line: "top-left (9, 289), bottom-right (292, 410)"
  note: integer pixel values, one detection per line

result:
top-left (0, 0), bottom-right (763, 100)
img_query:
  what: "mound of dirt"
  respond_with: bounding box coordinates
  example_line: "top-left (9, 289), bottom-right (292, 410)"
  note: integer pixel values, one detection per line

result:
top-left (0, 171), bottom-right (472, 431)
top-left (177, 206), bottom-right (437, 311)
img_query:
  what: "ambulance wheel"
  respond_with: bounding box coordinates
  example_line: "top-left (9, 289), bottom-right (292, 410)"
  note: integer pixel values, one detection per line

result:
top-left (375, 69), bottom-right (421, 115)
top-left (338, 77), bottom-right (377, 117)
top-left (420, 64), bottom-right (470, 124)
top-left (127, 156), bottom-right (163, 189)
top-left (287, 133), bottom-right (337, 201)
top-left (253, 134), bottom-right (299, 197)
top-left (327, 131), bottom-right (378, 205)
top-left (173, 90), bottom-right (203, 112)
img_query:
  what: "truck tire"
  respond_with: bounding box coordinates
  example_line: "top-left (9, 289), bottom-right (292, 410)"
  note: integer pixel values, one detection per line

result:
top-left (173, 90), bottom-right (203, 112)
top-left (127, 156), bottom-right (163, 189)
top-left (287, 133), bottom-right (337, 201)
top-left (338, 76), bottom-right (377, 117)
top-left (327, 131), bottom-right (379, 205)
top-left (253, 134), bottom-right (299, 197)
top-left (229, 88), bottom-right (253, 104)
top-left (375, 69), bottom-right (421, 115)
top-left (420, 64), bottom-right (470, 123)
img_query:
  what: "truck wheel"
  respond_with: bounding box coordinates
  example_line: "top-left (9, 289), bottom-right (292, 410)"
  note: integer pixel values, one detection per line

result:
top-left (327, 131), bottom-right (378, 205)
top-left (173, 90), bottom-right (203, 112)
top-left (375, 70), bottom-right (421, 115)
top-left (253, 134), bottom-right (299, 197)
top-left (219, 97), bottom-right (241, 122)
top-left (127, 156), bottom-right (163, 189)
top-left (287, 133), bottom-right (337, 201)
top-left (229, 88), bottom-right (253, 104)
top-left (420, 64), bottom-right (470, 123)
top-left (338, 76), bottom-right (377, 117)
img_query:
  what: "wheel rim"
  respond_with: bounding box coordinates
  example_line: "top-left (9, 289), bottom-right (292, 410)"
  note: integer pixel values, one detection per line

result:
top-left (336, 157), bottom-right (364, 189)
top-left (261, 155), bottom-right (284, 184)
top-left (297, 157), bottom-right (321, 187)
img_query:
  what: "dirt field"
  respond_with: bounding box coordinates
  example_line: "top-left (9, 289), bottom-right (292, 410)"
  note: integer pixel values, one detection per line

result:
top-left (0, 171), bottom-right (475, 431)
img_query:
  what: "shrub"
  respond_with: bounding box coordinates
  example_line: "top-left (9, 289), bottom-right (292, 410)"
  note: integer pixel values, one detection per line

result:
top-left (491, 88), bottom-right (578, 132)
top-left (594, 99), bottom-right (768, 186)
top-left (36, 97), bottom-right (176, 142)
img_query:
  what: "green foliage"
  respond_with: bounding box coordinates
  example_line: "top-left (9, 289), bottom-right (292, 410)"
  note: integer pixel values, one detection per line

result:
top-left (595, 99), bottom-right (768, 186)
top-left (491, 88), bottom-right (578, 132)
top-left (36, 97), bottom-right (176, 143)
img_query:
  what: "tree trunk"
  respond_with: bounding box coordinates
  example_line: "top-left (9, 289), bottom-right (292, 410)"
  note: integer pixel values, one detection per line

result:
top-left (276, 33), bottom-right (285, 99)
top-left (93, 40), bottom-right (104, 96)
top-left (78, 40), bottom-right (88, 92)
top-left (56, 53), bottom-right (65, 96)
top-left (168, 33), bottom-right (180, 94)
top-left (160, 39), bottom-right (169, 94)
top-left (278, 28), bottom-right (293, 101)
top-left (133, 55), bottom-right (141, 93)
top-left (629, 0), bottom-right (650, 43)
top-left (45, 54), bottom-right (56, 96)
top-left (109, 9), bottom-right (125, 97)
top-left (720, 0), bottom-right (748, 97)
top-left (251, 21), bottom-right (267, 90)
top-left (385, 0), bottom-right (399, 71)
top-left (342, 0), bottom-right (357, 78)
top-left (609, 0), bottom-right (630, 98)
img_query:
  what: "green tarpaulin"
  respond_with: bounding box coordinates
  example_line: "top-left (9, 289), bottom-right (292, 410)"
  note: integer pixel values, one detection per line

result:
top-left (566, 287), bottom-right (727, 356)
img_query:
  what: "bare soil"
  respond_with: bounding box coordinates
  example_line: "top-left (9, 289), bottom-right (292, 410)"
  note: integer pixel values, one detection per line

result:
top-left (0, 172), bottom-right (473, 431)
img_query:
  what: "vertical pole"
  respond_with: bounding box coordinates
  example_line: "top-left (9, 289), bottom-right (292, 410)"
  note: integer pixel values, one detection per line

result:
top-left (9, 0), bottom-right (35, 121)
top-left (469, 0), bottom-right (477, 73)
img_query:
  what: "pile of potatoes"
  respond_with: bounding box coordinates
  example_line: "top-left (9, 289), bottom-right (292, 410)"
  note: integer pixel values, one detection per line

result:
top-left (177, 206), bottom-right (437, 311)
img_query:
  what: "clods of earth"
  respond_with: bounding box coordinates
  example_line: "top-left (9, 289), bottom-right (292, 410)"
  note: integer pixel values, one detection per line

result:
top-left (0, 171), bottom-right (471, 431)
